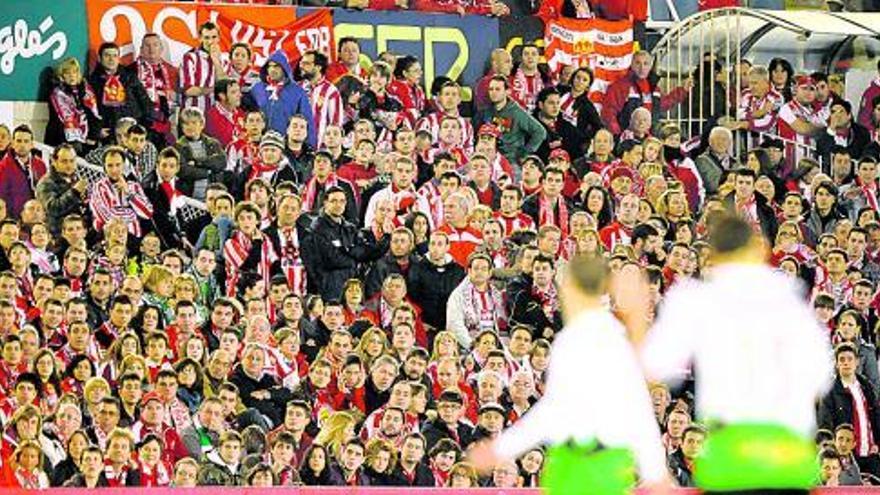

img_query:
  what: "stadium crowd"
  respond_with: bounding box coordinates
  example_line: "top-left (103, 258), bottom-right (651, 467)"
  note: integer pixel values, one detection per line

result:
top-left (0, 0), bottom-right (879, 489)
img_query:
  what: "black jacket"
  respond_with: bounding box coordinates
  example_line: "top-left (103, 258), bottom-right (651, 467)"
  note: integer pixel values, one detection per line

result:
top-left (364, 254), bottom-right (417, 300)
top-left (407, 255), bottom-right (466, 331)
top-left (174, 136), bottom-right (226, 197)
top-left (142, 173), bottom-right (184, 249)
top-left (510, 285), bottom-right (564, 340)
top-left (88, 65), bottom-right (151, 137)
top-left (667, 449), bottom-right (695, 487)
top-left (817, 122), bottom-right (871, 165)
top-left (388, 461), bottom-right (436, 487)
top-left (521, 193), bottom-right (574, 231)
top-left (534, 112), bottom-right (586, 163)
top-left (818, 374), bottom-right (880, 447)
top-left (301, 213), bottom-right (389, 300)
top-left (722, 193), bottom-right (778, 243)
top-left (228, 366), bottom-right (293, 426)
top-left (421, 417), bottom-right (476, 451)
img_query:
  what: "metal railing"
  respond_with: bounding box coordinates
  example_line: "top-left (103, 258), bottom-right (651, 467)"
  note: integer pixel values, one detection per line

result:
top-left (33, 142), bottom-right (209, 226)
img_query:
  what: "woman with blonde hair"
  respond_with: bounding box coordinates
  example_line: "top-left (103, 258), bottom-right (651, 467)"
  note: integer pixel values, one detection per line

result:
top-left (172, 274), bottom-right (208, 324)
top-left (572, 229), bottom-right (604, 258)
top-left (354, 326), bottom-right (389, 369)
top-left (46, 56), bottom-right (102, 153)
top-left (656, 188), bottom-right (692, 226)
top-left (100, 331), bottom-right (142, 386)
top-left (142, 265), bottom-right (176, 322)
top-left (313, 411), bottom-right (359, 463)
top-left (447, 461), bottom-right (479, 487)
top-left (363, 438), bottom-right (398, 485)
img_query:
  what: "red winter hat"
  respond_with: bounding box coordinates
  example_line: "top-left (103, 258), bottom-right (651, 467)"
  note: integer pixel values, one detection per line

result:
top-left (610, 166), bottom-right (635, 182)
top-left (478, 124), bottom-right (501, 139)
top-left (795, 75), bottom-right (816, 89)
top-left (141, 391), bottom-right (165, 407)
top-left (549, 148), bottom-right (570, 162)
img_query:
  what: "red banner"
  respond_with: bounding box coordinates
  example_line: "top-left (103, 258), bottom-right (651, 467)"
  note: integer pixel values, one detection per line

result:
top-left (86, 0), bottom-right (334, 68)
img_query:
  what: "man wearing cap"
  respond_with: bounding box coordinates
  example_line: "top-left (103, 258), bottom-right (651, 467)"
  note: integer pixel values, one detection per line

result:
top-left (534, 87), bottom-right (583, 164)
top-left (474, 75), bottom-right (547, 170)
top-left (630, 215), bottom-right (832, 495)
top-left (778, 75), bottom-right (827, 167)
top-left (472, 402), bottom-right (508, 443)
top-left (237, 131), bottom-right (298, 194)
top-left (475, 124), bottom-right (515, 182)
top-left (422, 390), bottom-right (475, 451)
top-left (547, 149), bottom-right (580, 198)
top-left (468, 255), bottom-right (668, 495)
top-left (132, 392), bottom-right (189, 464)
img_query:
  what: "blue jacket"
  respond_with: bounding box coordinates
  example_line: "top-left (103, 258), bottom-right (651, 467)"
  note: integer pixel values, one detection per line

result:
top-left (250, 51), bottom-right (316, 147)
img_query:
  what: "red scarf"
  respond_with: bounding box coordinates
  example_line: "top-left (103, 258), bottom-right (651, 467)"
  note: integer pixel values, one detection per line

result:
top-left (532, 283), bottom-right (559, 319)
top-left (136, 57), bottom-right (171, 109)
top-left (138, 460), bottom-right (171, 487)
top-left (635, 78), bottom-right (653, 110)
top-left (859, 178), bottom-right (880, 212)
top-left (303, 173), bottom-right (339, 211)
top-left (248, 158), bottom-right (280, 183)
top-left (104, 459), bottom-right (131, 487)
top-left (538, 194), bottom-right (569, 236)
top-left (511, 69), bottom-right (544, 110)
top-left (50, 83), bottom-right (100, 143)
top-left (392, 183), bottom-right (417, 221)
top-left (102, 75), bottom-right (127, 107)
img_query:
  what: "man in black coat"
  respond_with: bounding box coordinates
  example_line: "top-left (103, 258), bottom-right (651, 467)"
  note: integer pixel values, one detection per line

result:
top-left (364, 227), bottom-right (419, 299)
top-left (818, 342), bottom-right (880, 476)
top-left (533, 87), bottom-right (585, 163)
top-left (389, 433), bottom-right (436, 486)
top-left (89, 42), bottom-right (152, 140)
top-left (408, 231), bottom-right (466, 333)
top-left (142, 147), bottom-right (185, 249)
top-left (722, 168), bottom-right (778, 243)
top-left (421, 391), bottom-right (475, 451)
top-left (300, 186), bottom-right (390, 301)
top-left (510, 254), bottom-right (563, 340)
top-left (817, 100), bottom-right (870, 167)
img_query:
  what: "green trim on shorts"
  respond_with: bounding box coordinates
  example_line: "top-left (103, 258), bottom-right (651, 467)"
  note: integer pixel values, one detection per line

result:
top-left (541, 441), bottom-right (636, 495)
top-left (695, 423), bottom-right (818, 491)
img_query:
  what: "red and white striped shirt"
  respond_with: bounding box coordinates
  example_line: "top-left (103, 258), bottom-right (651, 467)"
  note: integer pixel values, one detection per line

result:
top-left (225, 138), bottom-right (260, 173)
top-left (778, 99), bottom-right (824, 165)
top-left (494, 212), bottom-right (535, 237)
top-left (737, 87), bottom-right (783, 134)
top-left (89, 178), bottom-right (153, 238)
top-left (559, 92), bottom-right (581, 126)
top-left (416, 112), bottom-right (474, 153)
top-left (417, 180), bottom-right (445, 227)
top-left (179, 47), bottom-right (216, 113)
top-left (302, 78), bottom-right (343, 149)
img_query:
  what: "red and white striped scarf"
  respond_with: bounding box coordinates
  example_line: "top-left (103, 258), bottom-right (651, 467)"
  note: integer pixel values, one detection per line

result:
top-left (302, 173), bottom-right (339, 212)
top-left (49, 83), bottom-right (100, 144)
top-left (538, 194), bottom-right (569, 237)
top-left (391, 184), bottom-right (418, 225)
top-left (136, 57), bottom-right (172, 109)
top-left (510, 69), bottom-right (544, 112)
top-left (418, 180), bottom-right (444, 227)
top-left (279, 226), bottom-right (307, 296)
top-left (138, 460), bottom-right (171, 487)
top-left (858, 178), bottom-right (880, 212)
top-left (104, 459), bottom-right (132, 487)
top-left (223, 230), bottom-right (278, 297)
top-left (461, 280), bottom-right (505, 334)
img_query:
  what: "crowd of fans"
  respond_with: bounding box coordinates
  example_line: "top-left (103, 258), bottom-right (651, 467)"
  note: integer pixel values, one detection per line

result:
top-left (2, 0), bottom-right (880, 489)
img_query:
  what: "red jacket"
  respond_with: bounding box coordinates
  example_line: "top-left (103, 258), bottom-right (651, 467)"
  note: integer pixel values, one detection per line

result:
top-left (537, 0), bottom-right (647, 21)
top-left (600, 72), bottom-right (688, 135)
top-left (0, 151), bottom-right (46, 219)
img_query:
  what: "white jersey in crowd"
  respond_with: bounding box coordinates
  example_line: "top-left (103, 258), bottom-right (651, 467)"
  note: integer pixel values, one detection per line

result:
top-left (494, 308), bottom-right (667, 484)
top-left (642, 263), bottom-right (833, 436)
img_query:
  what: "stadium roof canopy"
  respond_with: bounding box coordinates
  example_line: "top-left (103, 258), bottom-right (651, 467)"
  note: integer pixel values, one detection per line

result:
top-left (653, 8), bottom-right (880, 78)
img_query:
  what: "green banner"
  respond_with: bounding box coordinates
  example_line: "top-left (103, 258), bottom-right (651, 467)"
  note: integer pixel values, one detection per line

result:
top-left (0, 0), bottom-right (88, 101)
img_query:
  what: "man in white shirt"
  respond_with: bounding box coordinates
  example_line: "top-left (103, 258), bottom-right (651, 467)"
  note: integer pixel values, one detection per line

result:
top-left (628, 215), bottom-right (833, 493)
top-left (468, 255), bottom-right (668, 494)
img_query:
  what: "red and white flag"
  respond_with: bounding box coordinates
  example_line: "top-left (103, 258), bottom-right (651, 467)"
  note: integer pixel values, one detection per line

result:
top-left (544, 17), bottom-right (634, 107)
